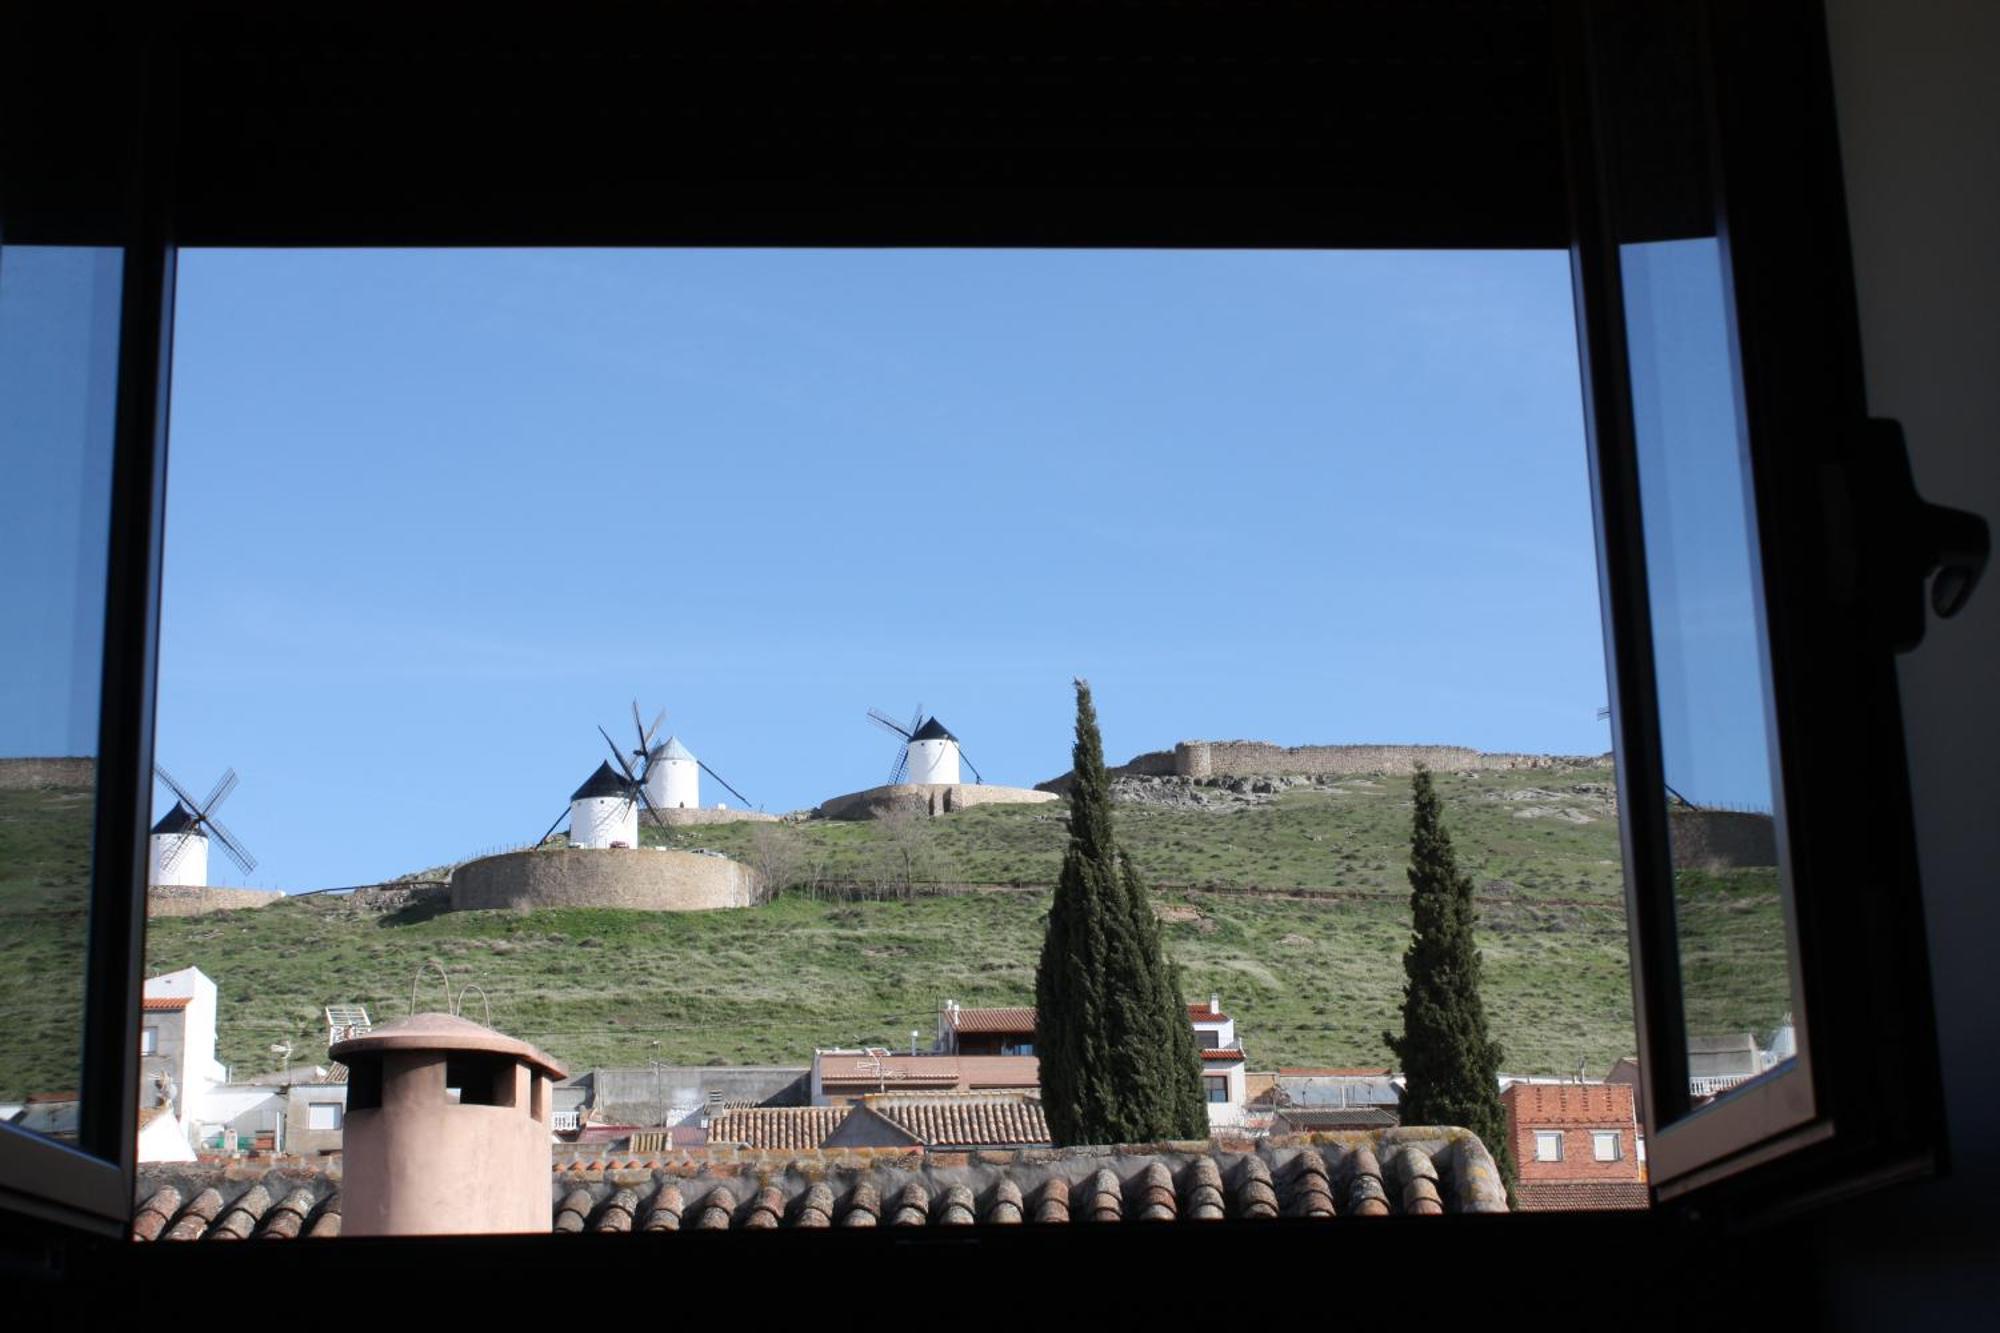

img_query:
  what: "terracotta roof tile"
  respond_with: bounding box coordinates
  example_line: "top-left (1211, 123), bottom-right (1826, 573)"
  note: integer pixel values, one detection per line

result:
top-left (1199, 1048), bottom-right (1246, 1062)
top-left (863, 1097), bottom-right (1050, 1148)
top-left (708, 1106), bottom-right (846, 1150)
top-left (131, 1130), bottom-right (1512, 1238)
top-left (947, 1006), bottom-right (1038, 1034)
top-left (1513, 1179), bottom-right (1651, 1212)
top-left (142, 996), bottom-right (192, 1012)
top-left (1188, 1003), bottom-right (1232, 1023)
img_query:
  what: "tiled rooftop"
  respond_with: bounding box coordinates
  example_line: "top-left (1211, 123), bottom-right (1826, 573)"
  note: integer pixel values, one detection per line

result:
top-left (131, 1130), bottom-right (1507, 1238)
top-left (865, 1097), bottom-right (1050, 1148)
top-left (1513, 1179), bottom-right (1650, 1212)
top-left (947, 1007), bottom-right (1037, 1035)
top-left (141, 996), bottom-right (193, 1012)
top-left (1199, 1048), bottom-right (1247, 1062)
top-left (709, 1107), bottom-right (848, 1151)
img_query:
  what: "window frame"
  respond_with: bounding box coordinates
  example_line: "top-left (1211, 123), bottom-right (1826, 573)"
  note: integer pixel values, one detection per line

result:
top-left (1593, 1130), bottom-right (1623, 1163)
top-left (0, 0), bottom-right (1949, 1243)
top-left (1535, 1131), bottom-right (1567, 1163)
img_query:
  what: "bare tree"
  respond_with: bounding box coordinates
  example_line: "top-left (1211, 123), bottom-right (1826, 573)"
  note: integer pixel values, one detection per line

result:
top-left (748, 822), bottom-right (804, 902)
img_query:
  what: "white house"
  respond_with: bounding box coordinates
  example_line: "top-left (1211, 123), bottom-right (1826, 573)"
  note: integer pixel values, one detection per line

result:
top-left (1191, 995), bottom-right (1249, 1127)
top-left (138, 966), bottom-right (227, 1160)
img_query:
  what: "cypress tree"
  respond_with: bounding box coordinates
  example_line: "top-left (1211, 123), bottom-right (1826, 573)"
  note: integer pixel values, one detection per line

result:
top-left (1384, 765), bottom-right (1518, 1190)
top-left (1036, 680), bottom-right (1207, 1145)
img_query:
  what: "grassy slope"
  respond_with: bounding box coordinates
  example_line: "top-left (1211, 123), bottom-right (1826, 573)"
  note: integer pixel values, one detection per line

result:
top-left (2, 767), bottom-right (1790, 1094)
top-left (0, 787), bottom-right (93, 1102)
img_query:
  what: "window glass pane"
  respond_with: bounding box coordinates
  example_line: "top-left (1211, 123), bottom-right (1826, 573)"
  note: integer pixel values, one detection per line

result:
top-left (0, 245), bottom-right (123, 1144)
top-left (1592, 1130), bottom-right (1620, 1161)
top-left (1621, 236), bottom-right (1802, 1116)
top-left (1535, 1131), bottom-right (1564, 1161)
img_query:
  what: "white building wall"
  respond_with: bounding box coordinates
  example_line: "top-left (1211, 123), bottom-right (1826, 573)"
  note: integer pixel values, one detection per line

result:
top-left (136, 1110), bottom-right (197, 1163)
top-left (144, 967), bottom-right (225, 1124)
top-left (649, 757), bottom-right (699, 810)
top-left (906, 738), bottom-right (960, 786)
top-left (570, 794), bottom-right (638, 849)
top-left (150, 831), bottom-right (209, 886)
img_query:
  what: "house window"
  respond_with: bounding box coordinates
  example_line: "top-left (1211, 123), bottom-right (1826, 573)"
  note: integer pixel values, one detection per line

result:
top-left (1593, 1131), bottom-right (1622, 1162)
top-left (1534, 1131), bottom-right (1565, 1162)
top-left (1204, 1076), bottom-right (1230, 1105)
top-left (1196, 1031), bottom-right (1221, 1050)
top-left (307, 1102), bottom-right (342, 1131)
top-left (140, 1027), bottom-right (158, 1056)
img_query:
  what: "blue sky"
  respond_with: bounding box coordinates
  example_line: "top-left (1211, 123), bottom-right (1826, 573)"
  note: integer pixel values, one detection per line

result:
top-left (139, 248), bottom-right (1620, 888)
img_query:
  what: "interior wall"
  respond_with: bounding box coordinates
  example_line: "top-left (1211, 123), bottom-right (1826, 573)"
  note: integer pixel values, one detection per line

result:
top-left (1819, 0), bottom-right (2000, 1319)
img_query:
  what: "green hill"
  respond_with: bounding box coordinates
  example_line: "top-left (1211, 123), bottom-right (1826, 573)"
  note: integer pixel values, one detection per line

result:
top-left (1, 764), bottom-right (1792, 1099)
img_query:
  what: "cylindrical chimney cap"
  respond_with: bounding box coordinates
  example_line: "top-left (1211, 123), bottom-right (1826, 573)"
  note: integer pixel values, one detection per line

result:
top-left (330, 1012), bottom-right (567, 1081)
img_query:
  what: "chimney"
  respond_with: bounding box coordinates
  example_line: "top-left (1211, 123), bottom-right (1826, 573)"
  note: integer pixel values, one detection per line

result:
top-left (331, 1012), bottom-right (566, 1235)
top-left (1210, 994), bottom-right (1221, 1015)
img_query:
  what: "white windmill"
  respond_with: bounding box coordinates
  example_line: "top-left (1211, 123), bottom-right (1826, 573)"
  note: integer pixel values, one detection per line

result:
top-left (616, 701), bottom-right (752, 814)
top-left (149, 764), bottom-right (258, 887)
top-left (563, 760), bottom-right (640, 849)
top-left (866, 705), bottom-right (984, 787)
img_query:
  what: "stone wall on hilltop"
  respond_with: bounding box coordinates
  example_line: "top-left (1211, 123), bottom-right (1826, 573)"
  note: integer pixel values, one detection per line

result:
top-left (0, 756), bottom-right (95, 789)
top-left (1040, 742), bottom-right (1606, 793)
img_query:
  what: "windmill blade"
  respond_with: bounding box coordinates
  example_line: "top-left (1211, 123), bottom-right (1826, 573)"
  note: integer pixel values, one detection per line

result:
top-left (1595, 705), bottom-right (1612, 721)
top-left (958, 749), bottom-right (985, 784)
top-left (201, 811), bottom-right (259, 876)
top-left (162, 828), bottom-right (198, 874)
top-left (199, 767), bottom-right (240, 816)
top-left (534, 803), bottom-right (571, 847)
top-left (890, 746), bottom-right (910, 786)
top-left (632, 700), bottom-right (666, 754)
top-left (154, 763), bottom-right (203, 813)
top-left (866, 707), bottom-right (914, 740)
top-left (697, 760), bottom-right (752, 809)
top-left (599, 726), bottom-right (644, 787)
top-left (907, 703), bottom-right (925, 739)
top-left (630, 775), bottom-right (668, 831)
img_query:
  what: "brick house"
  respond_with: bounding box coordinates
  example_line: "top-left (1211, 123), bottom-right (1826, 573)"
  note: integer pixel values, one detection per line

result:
top-left (1500, 1082), bottom-right (1647, 1211)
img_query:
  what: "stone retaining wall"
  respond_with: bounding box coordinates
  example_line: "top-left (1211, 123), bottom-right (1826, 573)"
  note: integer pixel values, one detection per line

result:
top-left (643, 807), bottom-right (781, 827)
top-left (1670, 809), bottom-right (1779, 870)
top-left (817, 782), bottom-right (1058, 822)
top-left (0, 756), bottom-right (95, 790)
top-left (449, 847), bottom-right (760, 912)
top-left (146, 885), bottom-right (285, 917)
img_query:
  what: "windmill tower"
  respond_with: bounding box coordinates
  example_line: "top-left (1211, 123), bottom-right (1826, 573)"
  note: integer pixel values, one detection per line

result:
top-left (150, 765), bottom-right (258, 887)
top-left (867, 705), bottom-right (984, 787)
top-left (650, 736), bottom-right (700, 809)
top-left (566, 761), bottom-right (639, 849)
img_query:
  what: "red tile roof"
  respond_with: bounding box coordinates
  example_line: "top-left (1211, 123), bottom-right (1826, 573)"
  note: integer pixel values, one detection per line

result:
top-left (1513, 1179), bottom-right (1650, 1212)
top-left (142, 996), bottom-right (192, 1012)
top-left (1189, 1004), bottom-right (1231, 1023)
top-left (947, 1007), bottom-right (1037, 1035)
top-left (708, 1107), bottom-right (847, 1151)
top-left (1200, 1048), bottom-right (1247, 1062)
top-left (864, 1097), bottom-right (1050, 1148)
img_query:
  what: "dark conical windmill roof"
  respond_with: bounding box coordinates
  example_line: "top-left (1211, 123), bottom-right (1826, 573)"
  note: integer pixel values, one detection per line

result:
top-left (151, 803), bottom-right (201, 836)
top-left (570, 761), bottom-right (634, 802)
top-left (910, 717), bottom-right (957, 743)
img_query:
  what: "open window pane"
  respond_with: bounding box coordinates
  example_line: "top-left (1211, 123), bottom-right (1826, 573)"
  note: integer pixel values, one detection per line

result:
top-left (0, 245), bottom-right (123, 1146)
top-left (1621, 237), bottom-right (1805, 1117)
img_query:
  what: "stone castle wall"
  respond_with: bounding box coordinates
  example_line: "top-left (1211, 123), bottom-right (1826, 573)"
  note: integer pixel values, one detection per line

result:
top-left (1174, 741), bottom-right (1602, 778)
top-left (1040, 742), bottom-right (1605, 792)
top-left (450, 847), bottom-right (760, 912)
top-left (0, 757), bottom-right (95, 790)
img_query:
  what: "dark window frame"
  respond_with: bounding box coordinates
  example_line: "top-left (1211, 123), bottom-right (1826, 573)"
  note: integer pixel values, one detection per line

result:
top-left (0, 0), bottom-right (1950, 1246)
